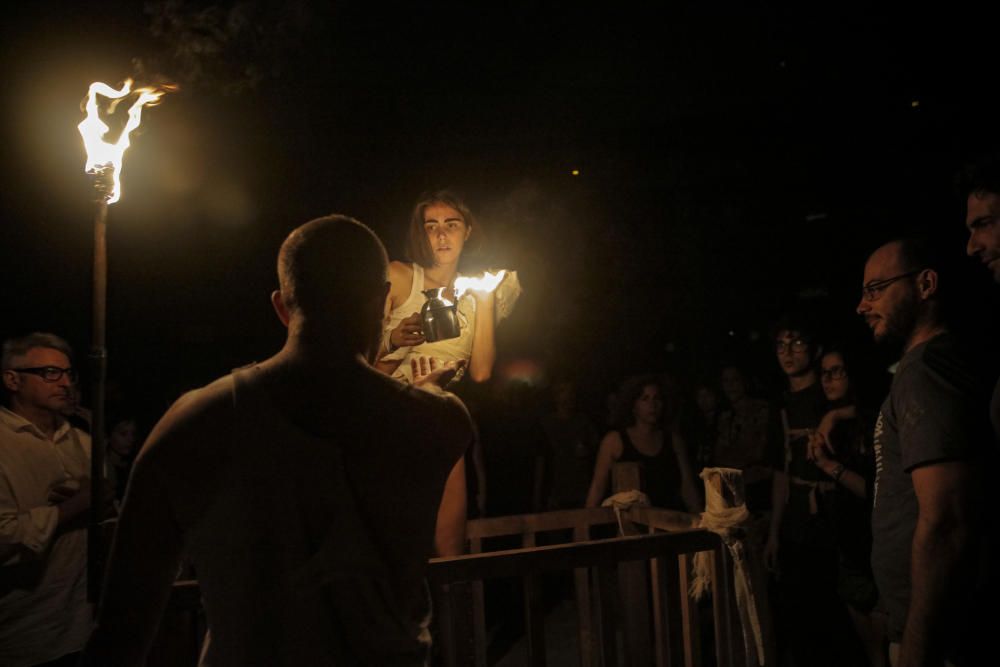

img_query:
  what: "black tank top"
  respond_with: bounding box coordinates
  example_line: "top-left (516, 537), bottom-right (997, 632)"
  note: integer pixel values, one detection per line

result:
top-left (617, 428), bottom-right (684, 510)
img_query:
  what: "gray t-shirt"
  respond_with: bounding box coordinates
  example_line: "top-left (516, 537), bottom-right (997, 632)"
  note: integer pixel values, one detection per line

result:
top-left (871, 333), bottom-right (987, 642)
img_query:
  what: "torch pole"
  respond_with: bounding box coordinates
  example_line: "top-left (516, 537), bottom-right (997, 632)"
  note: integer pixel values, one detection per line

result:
top-left (87, 198), bottom-right (108, 603)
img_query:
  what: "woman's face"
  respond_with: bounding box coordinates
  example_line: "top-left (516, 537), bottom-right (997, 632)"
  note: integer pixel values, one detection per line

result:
top-left (423, 202), bottom-right (470, 267)
top-left (633, 384), bottom-right (664, 425)
top-left (695, 386), bottom-right (718, 415)
top-left (109, 419), bottom-right (137, 457)
top-left (720, 367), bottom-right (746, 404)
top-left (820, 352), bottom-right (850, 402)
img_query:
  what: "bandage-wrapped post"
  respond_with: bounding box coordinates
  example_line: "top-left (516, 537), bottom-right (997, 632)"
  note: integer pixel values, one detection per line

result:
top-left (691, 467), bottom-right (773, 667)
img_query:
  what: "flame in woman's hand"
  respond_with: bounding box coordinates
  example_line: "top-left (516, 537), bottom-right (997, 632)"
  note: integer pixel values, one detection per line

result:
top-left (454, 270), bottom-right (506, 299)
top-left (77, 79), bottom-right (176, 204)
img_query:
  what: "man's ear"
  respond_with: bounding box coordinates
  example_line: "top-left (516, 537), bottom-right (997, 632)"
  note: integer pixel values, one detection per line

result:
top-left (271, 290), bottom-right (291, 328)
top-left (1, 369), bottom-right (19, 393)
top-left (917, 268), bottom-right (939, 300)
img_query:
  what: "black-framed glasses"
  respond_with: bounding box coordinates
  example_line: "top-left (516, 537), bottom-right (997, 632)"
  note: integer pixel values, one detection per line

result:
top-left (821, 365), bottom-right (847, 381)
top-left (774, 339), bottom-right (809, 354)
top-left (7, 366), bottom-right (77, 383)
top-left (861, 270), bottom-right (922, 302)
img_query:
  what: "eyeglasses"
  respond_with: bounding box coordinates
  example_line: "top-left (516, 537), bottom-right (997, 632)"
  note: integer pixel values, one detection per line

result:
top-left (774, 339), bottom-right (809, 353)
top-left (821, 365), bottom-right (847, 381)
top-left (7, 366), bottom-right (77, 383)
top-left (860, 270), bottom-right (922, 302)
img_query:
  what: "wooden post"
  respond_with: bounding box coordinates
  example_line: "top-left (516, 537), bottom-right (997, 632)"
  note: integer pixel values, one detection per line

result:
top-left (87, 199), bottom-right (108, 603)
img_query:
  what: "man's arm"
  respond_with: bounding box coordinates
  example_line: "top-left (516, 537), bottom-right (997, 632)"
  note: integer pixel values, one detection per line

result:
top-left (899, 460), bottom-right (976, 667)
top-left (82, 382), bottom-right (230, 666)
top-left (434, 457), bottom-right (467, 557)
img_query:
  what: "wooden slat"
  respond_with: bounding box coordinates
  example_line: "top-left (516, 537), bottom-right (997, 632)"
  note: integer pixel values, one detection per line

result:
top-left (466, 507), bottom-right (618, 540)
top-left (710, 547), bottom-right (734, 667)
top-left (650, 553), bottom-right (683, 667)
top-left (620, 559), bottom-right (650, 666)
top-left (573, 522), bottom-right (596, 667)
top-left (472, 580), bottom-right (488, 667)
top-left (596, 563), bottom-right (618, 667)
top-left (677, 553), bottom-right (701, 667)
top-left (428, 530), bottom-right (719, 585)
top-left (524, 573), bottom-right (547, 666)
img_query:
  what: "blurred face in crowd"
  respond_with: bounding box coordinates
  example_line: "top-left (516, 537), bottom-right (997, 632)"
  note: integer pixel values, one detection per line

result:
top-left (774, 329), bottom-right (813, 378)
top-left (694, 386), bottom-right (717, 416)
top-left (1, 347), bottom-right (74, 417)
top-left (720, 366), bottom-right (747, 405)
top-left (820, 352), bottom-right (849, 402)
top-left (633, 384), bottom-right (663, 426)
top-left (966, 191), bottom-right (1000, 284)
top-left (109, 419), bottom-right (138, 457)
top-left (856, 242), bottom-right (919, 345)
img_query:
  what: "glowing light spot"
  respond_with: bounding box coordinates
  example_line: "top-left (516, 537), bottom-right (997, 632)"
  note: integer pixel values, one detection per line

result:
top-left (910, 100), bottom-right (920, 108)
top-left (571, 169), bottom-right (580, 176)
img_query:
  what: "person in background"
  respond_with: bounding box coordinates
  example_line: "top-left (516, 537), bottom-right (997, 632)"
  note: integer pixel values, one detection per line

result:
top-left (714, 365), bottom-right (772, 513)
top-left (857, 238), bottom-right (988, 667)
top-left (0, 333), bottom-right (96, 667)
top-left (585, 374), bottom-right (701, 512)
top-left (809, 347), bottom-right (885, 667)
top-left (539, 378), bottom-right (599, 510)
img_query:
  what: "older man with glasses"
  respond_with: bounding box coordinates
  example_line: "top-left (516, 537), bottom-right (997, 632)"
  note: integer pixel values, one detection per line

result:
top-left (0, 332), bottom-right (95, 667)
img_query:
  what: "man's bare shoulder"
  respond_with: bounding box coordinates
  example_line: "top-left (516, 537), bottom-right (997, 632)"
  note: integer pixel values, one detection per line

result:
top-left (368, 371), bottom-right (473, 453)
top-left (136, 374), bottom-right (236, 467)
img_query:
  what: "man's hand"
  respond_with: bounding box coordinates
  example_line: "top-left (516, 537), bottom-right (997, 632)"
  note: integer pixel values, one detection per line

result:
top-left (391, 313), bottom-right (425, 349)
top-left (53, 478), bottom-right (92, 525)
top-left (412, 356), bottom-right (465, 389)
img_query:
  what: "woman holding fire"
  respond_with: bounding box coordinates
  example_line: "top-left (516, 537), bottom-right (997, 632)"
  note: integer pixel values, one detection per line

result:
top-left (376, 190), bottom-right (517, 385)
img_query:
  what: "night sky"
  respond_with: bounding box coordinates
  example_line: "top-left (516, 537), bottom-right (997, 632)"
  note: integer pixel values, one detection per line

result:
top-left (2, 2), bottom-right (998, 417)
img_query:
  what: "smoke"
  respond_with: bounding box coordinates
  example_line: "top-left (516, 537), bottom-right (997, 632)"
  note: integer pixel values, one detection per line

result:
top-left (136, 0), bottom-right (320, 94)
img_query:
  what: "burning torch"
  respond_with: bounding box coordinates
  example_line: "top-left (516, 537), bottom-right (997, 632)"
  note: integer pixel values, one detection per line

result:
top-left (77, 78), bottom-right (174, 601)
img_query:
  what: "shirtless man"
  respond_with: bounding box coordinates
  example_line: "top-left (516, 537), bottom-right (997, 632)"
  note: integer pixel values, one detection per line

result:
top-left (82, 215), bottom-right (471, 666)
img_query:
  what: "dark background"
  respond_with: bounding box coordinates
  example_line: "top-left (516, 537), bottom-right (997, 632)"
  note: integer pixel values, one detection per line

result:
top-left (1, 2), bottom-right (998, 418)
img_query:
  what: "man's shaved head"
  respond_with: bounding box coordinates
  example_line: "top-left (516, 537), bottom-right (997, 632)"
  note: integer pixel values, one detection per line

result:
top-left (276, 215), bottom-right (388, 350)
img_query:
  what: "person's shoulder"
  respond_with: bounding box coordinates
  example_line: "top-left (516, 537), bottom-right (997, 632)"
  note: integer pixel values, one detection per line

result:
top-left (900, 334), bottom-right (984, 396)
top-left (137, 374), bottom-right (237, 465)
top-left (388, 260), bottom-right (415, 282)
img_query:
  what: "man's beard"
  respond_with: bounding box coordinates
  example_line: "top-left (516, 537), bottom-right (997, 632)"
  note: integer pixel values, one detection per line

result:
top-left (875, 294), bottom-right (918, 349)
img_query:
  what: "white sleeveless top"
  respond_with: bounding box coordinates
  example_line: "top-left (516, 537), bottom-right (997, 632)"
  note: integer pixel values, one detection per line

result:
top-left (383, 263), bottom-right (477, 384)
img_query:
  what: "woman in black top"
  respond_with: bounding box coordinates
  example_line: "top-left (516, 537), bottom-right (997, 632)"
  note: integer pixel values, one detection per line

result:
top-left (808, 348), bottom-right (885, 667)
top-left (585, 375), bottom-right (701, 512)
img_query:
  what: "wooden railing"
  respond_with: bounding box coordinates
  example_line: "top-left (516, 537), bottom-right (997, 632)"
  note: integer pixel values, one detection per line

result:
top-left (427, 506), bottom-right (736, 667)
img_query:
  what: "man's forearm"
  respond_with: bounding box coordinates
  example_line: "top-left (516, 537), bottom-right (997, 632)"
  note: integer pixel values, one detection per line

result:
top-left (899, 515), bottom-right (970, 667)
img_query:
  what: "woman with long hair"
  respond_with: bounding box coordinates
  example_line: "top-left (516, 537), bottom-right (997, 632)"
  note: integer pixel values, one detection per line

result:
top-left (585, 375), bottom-right (701, 512)
top-left (808, 347), bottom-right (885, 667)
top-left (376, 190), bottom-right (515, 385)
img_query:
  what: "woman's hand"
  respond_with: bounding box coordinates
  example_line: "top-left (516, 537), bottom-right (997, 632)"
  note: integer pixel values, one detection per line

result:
top-left (806, 430), bottom-right (835, 465)
top-left (390, 312), bottom-right (425, 349)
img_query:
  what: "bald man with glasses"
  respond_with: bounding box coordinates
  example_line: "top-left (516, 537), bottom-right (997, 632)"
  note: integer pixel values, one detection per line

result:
top-left (0, 332), bottom-right (96, 667)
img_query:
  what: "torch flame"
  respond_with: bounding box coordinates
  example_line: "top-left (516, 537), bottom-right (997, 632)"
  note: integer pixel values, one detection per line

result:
top-left (454, 270), bottom-right (507, 299)
top-left (77, 79), bottom-right (174, 204)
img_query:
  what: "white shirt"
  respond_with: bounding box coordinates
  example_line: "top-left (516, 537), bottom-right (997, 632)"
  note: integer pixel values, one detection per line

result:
top-left (0, 406), bottom-right (93, 666)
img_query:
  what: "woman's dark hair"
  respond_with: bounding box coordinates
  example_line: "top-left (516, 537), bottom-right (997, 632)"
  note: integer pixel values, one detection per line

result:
top-left (819, 345), bottom-right (857, 404)
top-left (405, 189), bottom-right (484, 268)
top-left (612, 374), bottom-right (663, 429)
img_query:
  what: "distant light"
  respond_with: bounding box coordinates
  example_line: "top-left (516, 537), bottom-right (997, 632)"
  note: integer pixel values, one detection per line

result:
top-left (778, 60), bottom-right (787, 68)
top-left (910, 100), bottom-right (920, 108)
top-left (728, 330), bottom-right (735, 337)
top-left (571, 169), bottom-right (580, 176)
